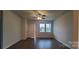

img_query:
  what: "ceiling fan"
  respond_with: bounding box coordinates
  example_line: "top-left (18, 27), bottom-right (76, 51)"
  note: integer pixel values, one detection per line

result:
top-left (32, 10), bottom-right (46, 20)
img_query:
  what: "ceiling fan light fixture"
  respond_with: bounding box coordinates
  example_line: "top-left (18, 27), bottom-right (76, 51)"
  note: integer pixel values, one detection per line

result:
top-left (37, 17), bottom-right (42, 20)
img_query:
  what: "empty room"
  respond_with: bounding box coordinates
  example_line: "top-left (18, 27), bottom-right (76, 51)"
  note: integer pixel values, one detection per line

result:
top-left (0, 10), bottom-right (78, 49)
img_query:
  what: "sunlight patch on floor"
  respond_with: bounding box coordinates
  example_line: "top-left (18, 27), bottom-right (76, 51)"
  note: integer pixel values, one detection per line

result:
top-left (36, 39), bottom-right (52, 49)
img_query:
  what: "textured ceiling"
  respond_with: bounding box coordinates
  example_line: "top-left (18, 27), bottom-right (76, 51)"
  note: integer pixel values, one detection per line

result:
top-left (12, 10), bottom-right (71, 20)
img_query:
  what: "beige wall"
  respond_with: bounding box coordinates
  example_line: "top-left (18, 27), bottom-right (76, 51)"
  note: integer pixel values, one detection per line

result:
top-left (78, 11), bottom-right (79, 48)
top-left (21, 18), bottom-right (25, 39)
top-left (72, 11), bottom-right (78, 48)
top-left (53, 11), bottom-right (73, 48)
top-left (21, 18), bottom-right (29, 40)
top-left (24, 19), bottom-right (28, 39)
top-left (3, 11), bottom-right (22, 48)
top-left (27, 20), bottom-right (34, 38)
top-left (36, 32), bottom-right (54, 38)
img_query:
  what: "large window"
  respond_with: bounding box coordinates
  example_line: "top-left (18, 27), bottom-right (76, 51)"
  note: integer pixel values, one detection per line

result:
top-left (39, 23), bottom-right (51, 32)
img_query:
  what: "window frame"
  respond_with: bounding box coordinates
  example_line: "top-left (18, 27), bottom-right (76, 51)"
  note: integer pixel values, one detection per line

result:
top-left (39, 23), bottom-right (52, 32)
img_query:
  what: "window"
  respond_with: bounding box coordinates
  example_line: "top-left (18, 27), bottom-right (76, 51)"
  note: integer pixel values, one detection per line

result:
top-left (39, 23), bottom-right (51, 32)
top-left (40, 24), bottom-right (45, 32)
top-left (46, 24), bottom-right (51, 32)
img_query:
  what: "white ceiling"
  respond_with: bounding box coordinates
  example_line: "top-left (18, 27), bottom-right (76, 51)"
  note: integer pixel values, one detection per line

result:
top-left (12, 10), bottom-right (71, 20)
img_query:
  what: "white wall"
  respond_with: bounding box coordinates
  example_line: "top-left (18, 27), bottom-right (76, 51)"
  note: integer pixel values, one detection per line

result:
top-left (53, 12), bottom-right (73, 48)
top-left (3, 11), bottom-right (22, 48)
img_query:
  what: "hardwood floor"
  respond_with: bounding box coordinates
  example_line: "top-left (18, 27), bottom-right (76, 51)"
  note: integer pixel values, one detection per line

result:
top-left (7, 38), bottom-right (69, 49)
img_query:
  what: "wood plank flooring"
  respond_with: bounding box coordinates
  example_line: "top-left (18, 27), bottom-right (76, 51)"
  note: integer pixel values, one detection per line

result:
top-left (7, 38), bottom-right (69, 49)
